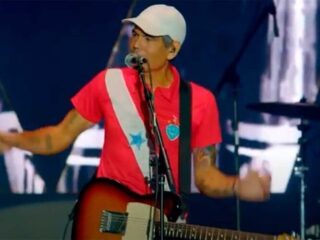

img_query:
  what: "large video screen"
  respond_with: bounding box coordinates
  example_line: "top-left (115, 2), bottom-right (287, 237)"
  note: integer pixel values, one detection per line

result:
top-left (0, 1), bottom-right (319, 198)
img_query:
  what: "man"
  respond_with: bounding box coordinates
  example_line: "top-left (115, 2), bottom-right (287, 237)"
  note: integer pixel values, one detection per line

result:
top-left (0, 4), bottom-right (270, 201)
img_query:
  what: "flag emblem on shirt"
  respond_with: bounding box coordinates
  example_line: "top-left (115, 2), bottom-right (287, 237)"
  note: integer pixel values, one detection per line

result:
top-left (129, 132), bottom-right (146, 150)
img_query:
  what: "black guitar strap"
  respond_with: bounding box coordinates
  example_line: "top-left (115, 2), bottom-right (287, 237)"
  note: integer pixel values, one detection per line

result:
top-left (179, 79), bottom-right (191, 215)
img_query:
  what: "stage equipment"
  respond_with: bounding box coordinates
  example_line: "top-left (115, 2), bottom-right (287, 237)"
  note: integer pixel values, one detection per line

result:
top-left (247, 100), bottom-right (320, 240)
top-left (247, 102), bottom-right (320, 120)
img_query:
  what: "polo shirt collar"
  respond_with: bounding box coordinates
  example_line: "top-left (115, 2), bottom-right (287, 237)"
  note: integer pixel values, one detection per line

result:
top-left (129, 64), bottom-right (180, 101)
top-left (154, 64), bottom-right (180, 101)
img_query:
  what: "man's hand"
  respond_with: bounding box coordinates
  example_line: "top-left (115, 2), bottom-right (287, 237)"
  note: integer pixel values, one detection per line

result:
top-left (234, 162), bottom-right (271, 201)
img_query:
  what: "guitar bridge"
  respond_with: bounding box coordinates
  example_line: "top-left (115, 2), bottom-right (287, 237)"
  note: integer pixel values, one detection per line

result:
top-left (100, 210), bottom-right (128, 234)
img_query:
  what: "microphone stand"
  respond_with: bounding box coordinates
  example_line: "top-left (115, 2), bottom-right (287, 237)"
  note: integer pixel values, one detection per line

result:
top-left (136, 64), bottom-right (176, 240)
top-left (214, 1), bottom-right (278, 231)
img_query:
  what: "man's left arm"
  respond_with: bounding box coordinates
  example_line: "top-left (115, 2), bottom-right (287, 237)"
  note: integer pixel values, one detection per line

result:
top-left (193, 144), bottom-right (236, 197)
top-left (193, 144), bottom-right (271, 201)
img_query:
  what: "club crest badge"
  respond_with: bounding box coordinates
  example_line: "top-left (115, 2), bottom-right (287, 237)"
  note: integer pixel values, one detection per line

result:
top-left (165, 115), bottom-right (179, 141)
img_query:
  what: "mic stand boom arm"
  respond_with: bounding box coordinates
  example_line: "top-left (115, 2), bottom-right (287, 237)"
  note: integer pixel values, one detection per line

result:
top-left (215, 2), bottom-right (275, 94)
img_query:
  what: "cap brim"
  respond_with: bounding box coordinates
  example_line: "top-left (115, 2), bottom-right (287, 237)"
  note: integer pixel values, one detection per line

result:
top-left (122, 17), bottom-right (163, 37)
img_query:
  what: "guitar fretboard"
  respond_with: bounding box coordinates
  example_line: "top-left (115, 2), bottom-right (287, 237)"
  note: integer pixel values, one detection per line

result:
top-left (155, 222), bottom-right (276, 240)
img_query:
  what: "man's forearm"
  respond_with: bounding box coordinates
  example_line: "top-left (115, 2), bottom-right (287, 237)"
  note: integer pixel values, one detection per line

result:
top-left (0, 127), bottom-right (71, 155)
top-left (195, 165), bottom-right (237, 197)
top-left (0, 109), bottom-right (93, 155)
top-left (193, 145), bottom-right (238, 197)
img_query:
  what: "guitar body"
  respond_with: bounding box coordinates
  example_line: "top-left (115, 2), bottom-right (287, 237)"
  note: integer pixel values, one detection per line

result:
top-left (72, 178), bottom-right (292, 240)
top-left (71, 178), bottom-right (182, 240)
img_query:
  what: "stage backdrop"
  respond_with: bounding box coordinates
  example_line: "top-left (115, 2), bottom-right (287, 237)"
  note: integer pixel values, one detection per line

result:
top-left (0, 0), bottom-right (319, 238)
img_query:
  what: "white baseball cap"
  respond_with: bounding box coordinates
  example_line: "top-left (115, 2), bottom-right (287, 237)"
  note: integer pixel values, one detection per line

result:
top-left (122, 4), bottom-right (187, 45)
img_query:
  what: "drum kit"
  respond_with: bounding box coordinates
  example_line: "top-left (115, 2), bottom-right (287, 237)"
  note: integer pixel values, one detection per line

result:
top-left (247, 101), bottom-right (320, 240)
top-left (247, 102), bottom-right (320, 121)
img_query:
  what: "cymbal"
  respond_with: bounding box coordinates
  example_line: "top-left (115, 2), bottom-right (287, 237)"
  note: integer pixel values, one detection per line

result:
top-left (247, 102), bottom-right (320, 120)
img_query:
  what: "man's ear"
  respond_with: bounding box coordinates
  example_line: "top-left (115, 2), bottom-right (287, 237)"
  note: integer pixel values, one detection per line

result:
top-left (167, 41), bottom-right (181, 60)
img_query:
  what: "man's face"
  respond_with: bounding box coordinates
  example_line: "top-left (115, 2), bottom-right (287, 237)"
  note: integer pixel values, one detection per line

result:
top-left (129, 26), bottom-right (171, 72)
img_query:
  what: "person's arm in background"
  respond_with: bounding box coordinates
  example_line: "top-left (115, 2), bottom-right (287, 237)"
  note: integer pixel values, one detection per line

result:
top-left (193, 144), bottom-right (271, 201)
top-left (0, 109), bottom-right (93, 155)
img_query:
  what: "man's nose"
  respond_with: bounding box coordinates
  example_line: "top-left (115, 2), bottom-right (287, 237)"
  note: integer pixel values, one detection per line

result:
top-left (132, 36), bottom-right (142, 50)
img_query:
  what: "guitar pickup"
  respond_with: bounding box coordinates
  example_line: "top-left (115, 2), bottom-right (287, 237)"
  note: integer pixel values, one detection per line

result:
top-left (99, 210), bottom-right (128, 234)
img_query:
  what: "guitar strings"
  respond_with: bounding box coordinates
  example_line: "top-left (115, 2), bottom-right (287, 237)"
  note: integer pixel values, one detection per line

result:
top-left (100, 216), bottom-right (239, 234)
top-left (99, 216), bottom-right (274, 240)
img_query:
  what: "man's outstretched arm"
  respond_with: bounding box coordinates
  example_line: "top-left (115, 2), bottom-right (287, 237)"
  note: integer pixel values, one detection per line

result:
top-left (0, 109), bottom-right (94, 155)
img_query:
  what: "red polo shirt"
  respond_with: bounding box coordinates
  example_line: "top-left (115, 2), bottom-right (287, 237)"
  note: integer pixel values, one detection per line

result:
top-left (71, 65), bottom-right (221, 195)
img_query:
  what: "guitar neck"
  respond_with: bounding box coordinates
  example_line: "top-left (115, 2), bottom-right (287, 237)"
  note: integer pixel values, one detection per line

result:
top-left (156, 221), bottom-right (276, 240)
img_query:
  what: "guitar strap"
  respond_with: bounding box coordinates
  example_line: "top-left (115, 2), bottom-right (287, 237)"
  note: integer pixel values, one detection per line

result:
top-left (179, 79), bottom-right (191, 216)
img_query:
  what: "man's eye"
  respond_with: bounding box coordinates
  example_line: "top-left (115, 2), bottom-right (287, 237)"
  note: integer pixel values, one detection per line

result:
top-left (144, 36), bottom-right (152, 41)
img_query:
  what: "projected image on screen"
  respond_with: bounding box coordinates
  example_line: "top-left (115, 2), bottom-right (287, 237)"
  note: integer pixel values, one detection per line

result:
top-left (0, 1), bottom-right (319, 198)
top-left (0, 98), bottom-right (45, 193)
top-left (223, 0), bottom-right (318, 194)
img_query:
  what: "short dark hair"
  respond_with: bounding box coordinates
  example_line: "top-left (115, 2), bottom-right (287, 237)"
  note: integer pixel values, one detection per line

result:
top-left (162, 35), bottom-right (174, 48)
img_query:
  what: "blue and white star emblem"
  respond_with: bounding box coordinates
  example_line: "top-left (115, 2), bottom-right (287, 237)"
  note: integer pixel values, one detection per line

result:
top-left (129, 132), bottom-right (146, 150)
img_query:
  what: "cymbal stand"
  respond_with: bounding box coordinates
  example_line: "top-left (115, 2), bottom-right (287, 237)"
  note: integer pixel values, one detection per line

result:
top-left (294, 119), bottom-right (309, 240)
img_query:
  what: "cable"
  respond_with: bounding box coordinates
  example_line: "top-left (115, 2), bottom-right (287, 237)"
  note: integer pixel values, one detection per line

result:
top-left (62, 201), bottom-right (77, 240)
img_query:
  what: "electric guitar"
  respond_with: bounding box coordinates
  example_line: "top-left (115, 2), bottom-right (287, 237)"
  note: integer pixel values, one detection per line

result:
top-left (72, 178), bottom-right (293, 240)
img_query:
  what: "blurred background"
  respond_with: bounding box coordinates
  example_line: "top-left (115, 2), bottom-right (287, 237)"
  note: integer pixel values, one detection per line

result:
top-left (0, 0), bottom-right (319, 239)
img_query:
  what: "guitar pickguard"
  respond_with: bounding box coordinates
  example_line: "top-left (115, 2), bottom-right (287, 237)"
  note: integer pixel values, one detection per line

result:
top-left (124, 202), bottom-right (166, 240)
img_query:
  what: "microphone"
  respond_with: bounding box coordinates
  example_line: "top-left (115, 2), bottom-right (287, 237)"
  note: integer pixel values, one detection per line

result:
top-left (124, 53), bottom-right (147, 68)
